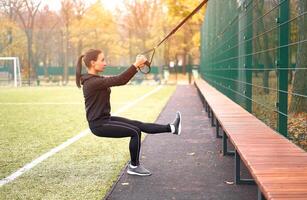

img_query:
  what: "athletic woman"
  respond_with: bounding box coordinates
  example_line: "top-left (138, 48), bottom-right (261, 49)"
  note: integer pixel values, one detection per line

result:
top-left (76, 49), bottom-right (181, 176)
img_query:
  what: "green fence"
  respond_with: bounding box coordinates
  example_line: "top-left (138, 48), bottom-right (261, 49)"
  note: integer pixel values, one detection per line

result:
top-left (200, 0), bottom-right (306, 149)
top-left (33, 66), bottom-right (161, 76)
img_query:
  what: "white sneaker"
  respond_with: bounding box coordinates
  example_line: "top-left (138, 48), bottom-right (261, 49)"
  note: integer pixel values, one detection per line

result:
top-left (127, 164), bottom-right (152, 176)
top-left (171, 111), bottom-right (182, 135)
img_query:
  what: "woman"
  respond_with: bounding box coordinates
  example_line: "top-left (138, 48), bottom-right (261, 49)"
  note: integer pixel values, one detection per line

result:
top-left (76, 49), bottom-right (181, 176)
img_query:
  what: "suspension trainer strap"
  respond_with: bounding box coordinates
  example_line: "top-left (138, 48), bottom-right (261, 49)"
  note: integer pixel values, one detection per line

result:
top-left (142, 0), bottom-right (209, 54)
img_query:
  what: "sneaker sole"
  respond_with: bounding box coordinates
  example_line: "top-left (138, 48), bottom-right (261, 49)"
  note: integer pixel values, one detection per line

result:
top-left (177, 111), bottom-right (182, 135)
top-left (127, 169), bottom-right (152, 176)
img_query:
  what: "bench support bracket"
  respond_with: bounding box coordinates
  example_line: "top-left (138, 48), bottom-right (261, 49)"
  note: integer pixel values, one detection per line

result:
top-left (257, 187), bottom-right (266, 200)
top-left (211, 110), bottom-right (216, 127)
top-left (222, 131), bottom-right (235, 156)
top-left (216, 119), bottom-right (222, 138)
top-left (205, 100), bottom-right (208, 112)
top-left (207, 106), bottom-right (211, 118)
top-left (235, 150), bottom-right (255, 185)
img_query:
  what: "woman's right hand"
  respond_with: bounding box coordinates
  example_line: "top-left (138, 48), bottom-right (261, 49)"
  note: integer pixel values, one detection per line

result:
top-left (134, 55), bottom-right (147, 69)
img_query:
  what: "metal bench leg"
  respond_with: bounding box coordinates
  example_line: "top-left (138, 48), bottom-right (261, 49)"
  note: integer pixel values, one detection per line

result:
top-left (235, 150), bottom-right (255, 185)
top-left (222, 131), bottom-right (235, 156)
top-left (257, 187), bottom-right (266, 200)
top-left (200, 95), bottom-right (204, 106)
top-left (204, 100), bottom-right (208, 112)
top-left (211, 111), bottom-right (216, 127)
top-left (216, 119), bottom-right (222, 138)
top-left (208, 106), bottom-right (211, 118)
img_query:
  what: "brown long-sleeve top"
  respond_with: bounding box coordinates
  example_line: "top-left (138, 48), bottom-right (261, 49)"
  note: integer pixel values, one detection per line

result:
top-left (81, 65), bottom-right (137, 127)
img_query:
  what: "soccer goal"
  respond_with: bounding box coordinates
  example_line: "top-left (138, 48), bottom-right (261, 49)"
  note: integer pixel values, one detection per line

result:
top-left (0, 57), bottom-right (22, 87)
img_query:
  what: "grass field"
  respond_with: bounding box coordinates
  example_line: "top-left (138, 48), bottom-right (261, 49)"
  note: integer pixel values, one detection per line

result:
top-left (0, 85), bottom-right (175, 199)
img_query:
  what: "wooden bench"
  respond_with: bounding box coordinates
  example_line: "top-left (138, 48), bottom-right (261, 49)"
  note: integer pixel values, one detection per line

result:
top-left (195, 78), bottom-right (307, 200)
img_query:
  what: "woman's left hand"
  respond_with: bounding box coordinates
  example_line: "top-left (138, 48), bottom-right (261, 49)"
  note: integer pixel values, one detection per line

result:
top-left (134, 55), bottom-right (147, 69)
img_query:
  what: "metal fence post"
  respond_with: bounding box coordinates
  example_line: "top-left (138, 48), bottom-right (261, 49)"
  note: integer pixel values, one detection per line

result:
top-left (245, 0), bottom-right (253, 113)
top-left (277, 0), bottom-right (289, 137)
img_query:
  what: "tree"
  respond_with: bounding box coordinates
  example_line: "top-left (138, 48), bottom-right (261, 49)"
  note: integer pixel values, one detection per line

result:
top-left (164, 0), bottom-right (205, 72)
top-left (118, 0), bottom-right (161, 64)
top-left (0, 0), bottom-right (30, 72)
top-left (0, 0), bottom-right (19, 55)
top-left (11, 0), bottom-right (41, 85)
top-left (73, 0), bottom-right (86, 57)
top-left (70, 1), bottom-right (119, 64)
top-left (1, 0), bottom-right (42, 84)
top-left (34, 5), bottom-right (60, 79)
top-left (289, 0), bottom-right (307, 113)
top-left (60, 0), bottom-right (74, 85)
top-left (254, 0), bottom-right (275, 94)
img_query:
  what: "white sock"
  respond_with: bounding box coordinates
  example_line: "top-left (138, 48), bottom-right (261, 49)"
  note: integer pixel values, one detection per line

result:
top-left (170, 124), bottom-right (175, 133)
top-left (129, 163), bottom-right (137, 168)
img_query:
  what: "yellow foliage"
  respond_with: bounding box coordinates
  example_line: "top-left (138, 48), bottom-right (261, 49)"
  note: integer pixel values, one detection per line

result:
top-left (0, 0), bottom-right (207, 67)
top-left (0, 17), bottom-right (27, 58)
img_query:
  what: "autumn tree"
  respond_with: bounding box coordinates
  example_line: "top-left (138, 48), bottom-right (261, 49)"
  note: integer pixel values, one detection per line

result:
top-left (9, 0), bottom-right (41, 84)
top-left (253, 0), bottom-right (276, 94)
top-left (70, 1), bottom-right (120, 65)
top-left (289, 0), bottom-right (307, 113)
top-left (34, 5), bottom-right (60, 79)
top-left (60, 0), bottom-right (75, 85)
top-left (0, 0), bottom-right (20, 55)
top-left (118, 0), bottom-right (162, 64)
top-left (164, 0), bottom-right (205, 72)
top-left (73, 0), bottom-right (86, 57)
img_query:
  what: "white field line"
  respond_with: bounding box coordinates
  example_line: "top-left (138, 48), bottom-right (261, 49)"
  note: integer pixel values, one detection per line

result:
top-left (0, 86), bottom-right (163, 187)
top-left (0, 102), bottom-right (124, 105)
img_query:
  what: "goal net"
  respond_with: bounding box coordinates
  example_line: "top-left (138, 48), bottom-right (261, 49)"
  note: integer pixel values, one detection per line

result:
top-left (0, 57), bottom-right (22, 87)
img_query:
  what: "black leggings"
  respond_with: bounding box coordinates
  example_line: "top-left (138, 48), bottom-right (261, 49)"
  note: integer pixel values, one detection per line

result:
top-left (89, 116), bottom-right (171, 166)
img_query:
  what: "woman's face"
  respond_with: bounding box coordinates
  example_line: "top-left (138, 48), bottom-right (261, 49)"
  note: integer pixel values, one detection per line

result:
top-left (91, 53), bottom-right (107, 72)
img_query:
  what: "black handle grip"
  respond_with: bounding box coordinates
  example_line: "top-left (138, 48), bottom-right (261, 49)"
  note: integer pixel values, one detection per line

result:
top-left (144, 60), bottom-right (151, 67)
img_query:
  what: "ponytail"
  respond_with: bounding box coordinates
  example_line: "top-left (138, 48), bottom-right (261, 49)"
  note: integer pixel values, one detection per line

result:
top-left (76, 49), bottom-right (102, 88)
top-left (76, 55), bottom-right (84, 88)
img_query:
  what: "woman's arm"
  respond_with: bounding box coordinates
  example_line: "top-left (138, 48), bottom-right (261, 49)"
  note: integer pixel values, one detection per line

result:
top-left (92, 65), bottom-right (138, 89)
top-left (89, 55), bottom-right (147, 89)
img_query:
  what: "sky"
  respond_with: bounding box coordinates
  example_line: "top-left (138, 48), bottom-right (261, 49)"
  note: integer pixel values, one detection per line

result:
top-left (41, 0), bottom-right (124, 11)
